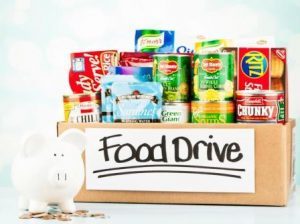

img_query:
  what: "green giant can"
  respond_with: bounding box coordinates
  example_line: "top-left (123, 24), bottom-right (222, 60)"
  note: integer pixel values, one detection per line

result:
top-left (193, 52), bottom-right (234, 101)
top-left (153, 54), bottom-right (191, 102)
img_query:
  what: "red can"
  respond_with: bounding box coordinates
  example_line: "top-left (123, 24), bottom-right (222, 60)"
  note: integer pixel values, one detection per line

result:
top-left (236, 90), bottom-right (285, 123)
top-left (69, 50), bottom-right (118, 93)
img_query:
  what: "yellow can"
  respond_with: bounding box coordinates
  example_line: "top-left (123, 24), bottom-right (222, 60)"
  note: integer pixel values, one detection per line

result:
top-left (191, 101), bottom-right (234, 123)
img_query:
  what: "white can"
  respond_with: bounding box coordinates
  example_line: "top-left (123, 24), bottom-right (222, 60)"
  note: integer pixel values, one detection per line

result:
top-left (161, 103), bottom-right (190, 123)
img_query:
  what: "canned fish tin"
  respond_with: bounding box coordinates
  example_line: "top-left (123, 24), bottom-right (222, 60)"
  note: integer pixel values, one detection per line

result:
top-left (63, 93), bottom-right (101, 123)
top-left (193, 52), bottom-right (234, 101)
top-left (153, 54), bottom-right (191, 102)
top-left (191, 101), bottom-right (234, 123)
top-left (161, 103), bottom-right (190, 123)
top-left (236, 90), bottom-right (285, 123)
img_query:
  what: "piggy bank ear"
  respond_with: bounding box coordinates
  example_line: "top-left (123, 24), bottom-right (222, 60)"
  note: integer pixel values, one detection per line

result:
top-left (59, 129), bottom-right (86, 153)
top-left (23, 134), bottom-right (45, 157)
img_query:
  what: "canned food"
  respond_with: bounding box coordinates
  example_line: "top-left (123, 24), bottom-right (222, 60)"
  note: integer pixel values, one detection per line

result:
top-left (161, 103), bottom-right (190, 123)
top-left (153, 54), bottom-right (191, 102)
top-left (236, 90), bottom-right (284, 123)
top-left (63, 93), bottom-right (101, 123)
top-left (193, 52), bottom-right (234, 101)
top-left (191, 101), bottom-right (234, 123)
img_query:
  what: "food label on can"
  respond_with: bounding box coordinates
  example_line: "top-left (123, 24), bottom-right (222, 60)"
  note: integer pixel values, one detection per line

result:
top-left (64, 95), bottom-right (101, 123)
top-left (193, 53), bottom-right (234, 101)
top-left (191, 101), bottom-right (234, 124)
top-left (191, 112), bottom-right (234, 124)
top-left (158, 61), bottom-right (178, 75)
top-left (236, 93), bottom-right (284, 123)
top-left (238, 48), bottom-right (270, 90)
top-left (161, 104), bottom-right (190, 123)
top-left (69, 50), bottom-right (118, 93)
top-left (201, 58), bottom-right (223, 73)
top-left (153, 55), bottom-right (191, 102)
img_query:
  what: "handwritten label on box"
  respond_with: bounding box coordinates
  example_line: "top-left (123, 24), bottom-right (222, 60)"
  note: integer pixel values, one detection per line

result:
top-left (85, 128), bottom-right (255, 193)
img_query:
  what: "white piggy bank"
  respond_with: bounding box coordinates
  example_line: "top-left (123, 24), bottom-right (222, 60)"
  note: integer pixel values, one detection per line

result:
top-left (11, 129), bottom-right (86, 213)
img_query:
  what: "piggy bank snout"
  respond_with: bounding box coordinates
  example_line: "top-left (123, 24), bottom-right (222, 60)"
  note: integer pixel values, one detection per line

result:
top-left (48, 167), bottom-right (70, 188)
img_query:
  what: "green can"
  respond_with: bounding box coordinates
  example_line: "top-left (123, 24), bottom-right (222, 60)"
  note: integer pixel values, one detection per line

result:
top-left (153, 54), bottom-right (191, 102)
top-left (193, 52), bottom-right (234, 101)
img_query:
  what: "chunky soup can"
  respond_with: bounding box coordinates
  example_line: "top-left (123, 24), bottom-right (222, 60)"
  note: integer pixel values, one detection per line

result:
top-left (63, 93), bottom-right (101, 123)
top-left (193, 52), bottom-right (234, 101)
top-left (153, 54), bottom-right (191, 102)
top-left (191, 101), bottom-right (234, 123)
top-left (236, 90), bottom-right (284, 123)
top-left (161, 102), bottom-right (190, 123)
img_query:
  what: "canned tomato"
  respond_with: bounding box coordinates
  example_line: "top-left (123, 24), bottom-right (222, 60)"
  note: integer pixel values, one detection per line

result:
top-left (161, 103), bottom-right (190, 123)
top-left (193, 52), bottom-right (234, 101)
top-left (153, 54), bottom-right (191, 102)
top-left (191, 101), bottom-right (234, 123)
top-left (63, 93), bottom-right (101, 123)
top-left (236, 90), bottom-right (284, 123)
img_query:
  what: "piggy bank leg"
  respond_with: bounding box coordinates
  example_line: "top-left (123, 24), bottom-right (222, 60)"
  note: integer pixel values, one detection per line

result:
top-left (28, 200), bottom-right (48, 213)
top-left (18, 196), bottom-right (29, 210)
top-left (60, 199), bottom-right (76, 213)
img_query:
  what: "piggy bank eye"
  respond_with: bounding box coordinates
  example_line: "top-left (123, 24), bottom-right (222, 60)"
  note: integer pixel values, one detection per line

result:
top-left (54, 153), bottom-right (57, 157)
top-left (61, 154), bottom-right (64, 157)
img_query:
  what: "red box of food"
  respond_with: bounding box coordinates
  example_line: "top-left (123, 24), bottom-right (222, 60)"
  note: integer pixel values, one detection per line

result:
top-left (238, 48), bottom-right (271, 90)
top-left (69, 50), bottom-right (118, 93)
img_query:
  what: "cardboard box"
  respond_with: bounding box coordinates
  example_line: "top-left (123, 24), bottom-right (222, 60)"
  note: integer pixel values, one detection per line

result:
top-left (57, 119), bottom-right (295, 206)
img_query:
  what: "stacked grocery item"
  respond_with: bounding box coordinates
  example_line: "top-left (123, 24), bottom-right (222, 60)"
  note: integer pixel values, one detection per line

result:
top-left (153, 54), bottom-right (191, 123)
top-left (191, 39), bottom-right (235, 123)
top-left (63, 30), bottom-right (287, 124)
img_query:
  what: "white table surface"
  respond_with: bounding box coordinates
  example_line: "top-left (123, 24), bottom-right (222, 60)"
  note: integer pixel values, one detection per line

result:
top-left (1, 187), bottom-right (300, 224)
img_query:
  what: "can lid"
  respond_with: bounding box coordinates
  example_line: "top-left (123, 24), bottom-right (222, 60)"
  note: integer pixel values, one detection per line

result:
top-left (191, 100), bottom-right (234, 104)
top-left (236, 90), bottom-right (284, 96)
top-left (63, 92), bottom-right (101, 100)
top-left (163, 102), bottom-right (191, 106)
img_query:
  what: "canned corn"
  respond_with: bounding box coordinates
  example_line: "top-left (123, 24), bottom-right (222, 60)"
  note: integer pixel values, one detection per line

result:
top-left (193, 52), bottom-right (234, 101)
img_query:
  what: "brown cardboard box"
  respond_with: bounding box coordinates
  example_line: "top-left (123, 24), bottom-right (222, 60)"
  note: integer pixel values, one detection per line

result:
top-left (57, 119), bottom-right (295, 206)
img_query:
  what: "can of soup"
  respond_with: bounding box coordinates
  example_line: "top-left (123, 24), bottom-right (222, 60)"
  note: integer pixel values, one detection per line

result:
top-left (191, 101), bottom-right (234, 123)
top-left (63, 93), bottom-right (101, 123)
top-left (153, 54), bottom-right (191, 102)
top-left (193, 52), bottom-right (234, 101)
top-left (236, 90), bottom-right (284, 123)
top-left (161, 102), bottom-right (190, 123)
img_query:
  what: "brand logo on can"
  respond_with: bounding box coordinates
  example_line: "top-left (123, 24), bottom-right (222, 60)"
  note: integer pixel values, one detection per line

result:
top-left (241, 51), bottom-right (268, 79)
top-left (158, 60), bottom-right (178, 75)
top-left (201, 58), bottom-right (223, 73)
